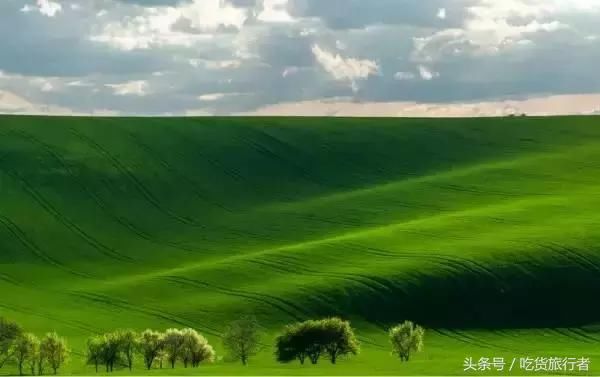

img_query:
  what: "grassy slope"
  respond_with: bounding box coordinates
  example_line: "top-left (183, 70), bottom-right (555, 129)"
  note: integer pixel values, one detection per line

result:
top-left (1, 115), bottom-right (600, 375)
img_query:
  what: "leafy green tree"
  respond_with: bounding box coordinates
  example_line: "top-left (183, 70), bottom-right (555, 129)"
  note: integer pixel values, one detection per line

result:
top-left (222, 316), bottom-right (261, 365)
top-left (156, 349), bottom-right (167, 369)
top-left (389, 321), bottom-right (425, 362)
top-left (319, 318), bottom-right (359, 364)
top-left (0, 317), bottom-right (23, 369)
top-left (180, 328), bottom-right (214, 368)
top-left (138, 330), bottom-right (164, 370)
top-left (275, 318), bottom-right (359, 365)
top-left (98, 333), bottom-right (121, 372)
top-left (36, 345), bottom-right (45, 376)
top-left (301, 321), bottom-right (324, 365)
top-left (40, 332), bottom-right (69, 375)
top-left (115, 330), bottom-right (138, 371)
top-left (28, 335), bottom-right (40, 376)
top-left (12, 333), bottom-right (39, 376)
top-left (86, 336), bottom-right (104, 373)
top-left (274, 321), bottom-right (323, 365)
top-left (163, 329), bottom-right (184, 369)
top-left (275, 324), bottom-right (308, 365)
top-left (190, 341), bottom-right (215, 368)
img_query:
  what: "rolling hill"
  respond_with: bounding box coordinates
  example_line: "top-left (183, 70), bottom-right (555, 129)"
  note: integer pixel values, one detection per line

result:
top-left (1, 114), bottom-right (600, 375)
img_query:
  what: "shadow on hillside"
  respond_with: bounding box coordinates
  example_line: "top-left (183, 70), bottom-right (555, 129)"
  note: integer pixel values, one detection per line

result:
top-left (313, 247), bottom-right (600, 329)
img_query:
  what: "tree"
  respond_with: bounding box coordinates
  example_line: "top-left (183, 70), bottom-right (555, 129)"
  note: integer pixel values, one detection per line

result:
top-left (28, 336), bottom-right (40, 376)
top-left (275, 319), bottom-right (360, 366)
top-left (275, 324), bottom-right (308, 365)
top-left (163, 329), bottom-right (184, 369)
top-left (222, 316), bottom-right (261, 365)
top-left (156, 349), bottom-right (167, 369)
top-left (138, 330), bottom-right (164, 370)
top-left (190, 341), bottom-right (214, 368)
top-left (301, 321), bottom-right (324, 365)
top-left (40, 333), bottom-right (69, 375)
top-left (86, 336), bottom-right (104, 373)
top-left (389, 321), bottom-right (425, 362)
top-left (180, 328), bottom-right (214, 368)
top-left (0, 317), bottom-right (23, 369)
top-left (12, 333), bottom-right (39, 376)
top-left (115, 330), bottom-right (138, 371)
top-left (319, 318), bottom-right (359, 364)
top-left (99, 332), bottom-right (122, 372)
top-left (37, 349), bottom-right (44, 376)
top-left (275, 321), bottom-right (323, 365)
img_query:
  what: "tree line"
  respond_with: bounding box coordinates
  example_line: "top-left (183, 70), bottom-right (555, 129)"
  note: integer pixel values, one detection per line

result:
top-left (1, 315), bottom-right (425, 375)
top-left (274, 318), bottom-right (424, 365)
top-left (0, 318), bottom-right (69, 376)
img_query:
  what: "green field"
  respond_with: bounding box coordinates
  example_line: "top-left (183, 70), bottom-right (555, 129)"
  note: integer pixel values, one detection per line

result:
top-left (1, 115), bottom-right (600, 375)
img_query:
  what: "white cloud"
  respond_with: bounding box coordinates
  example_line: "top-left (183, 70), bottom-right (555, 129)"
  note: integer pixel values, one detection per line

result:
top-left (106, 80), bottom-right (149, 96)
top-left (198, 93), bottom-right (227, 101)
top-left (282, 66), bottom-right (300, 77)
top-left (241, 94), bottom-right (600, 117)
top-left (198, 92), bottom-right (246, 101)
top-left (413, 0), bottom-right (577, 62)
top-left (394, 71), bottom-right (416, 80)
top-left (418, 65), bottom-right (439, 80)
top-left (437, 8), bottom-right (447, 20)
top-left (67, 80), bottom-right (92, 87)
top-left (312, 44), bottom-right (379, 92)
top-left (21, 0), bottom-right (62, 17)
top-left (40, 81), bottom-right (54, 92)
top-left (257, 0), bottom-right (295, 23)
top-left (0, 90), bottom-right (82, 115)
top-left (91, 0), bottom-right (247, 50)
top-left (189, 58), bottom-right (243, 69)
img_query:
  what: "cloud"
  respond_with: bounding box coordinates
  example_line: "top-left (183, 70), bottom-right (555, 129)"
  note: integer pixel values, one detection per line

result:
top-left (437, 8), bottom-right (447, 20)
top-left (418, 65), bottom-right (439, 80)
top-left (257, 0), bottom-right (295, 23)
top-left (394, 71), bottom-right (416, 81)
top-left (106, 80), bottom-right (150, 96)
top-left (189, 59), bottom-right (243, 69)
top-left (411, 0), bottom-right (600, 64)
top-left (2, 0), bottom-right (600, 115)
top-left (21, 0), bottom-right (62, 17)
top-left (198, 92), bottom-right (247, 101)
top-left (312, 44), bottom-right (379, 91)
top-left (90, 0), bottom-right (248, 50)
top-left (242, 94), bottom-right (600, 117)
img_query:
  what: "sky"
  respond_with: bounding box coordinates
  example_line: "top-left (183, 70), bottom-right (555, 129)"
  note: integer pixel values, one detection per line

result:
top-left (1, 0), bottom-right (600, 116)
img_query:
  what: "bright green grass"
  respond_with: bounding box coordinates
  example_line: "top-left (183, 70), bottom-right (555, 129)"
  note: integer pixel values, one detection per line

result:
top-left (1, 115), bottom-right (600, 375)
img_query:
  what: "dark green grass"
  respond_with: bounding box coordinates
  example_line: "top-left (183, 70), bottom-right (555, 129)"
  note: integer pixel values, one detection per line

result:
top-left (1, 115), bottom-right (600, 375)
